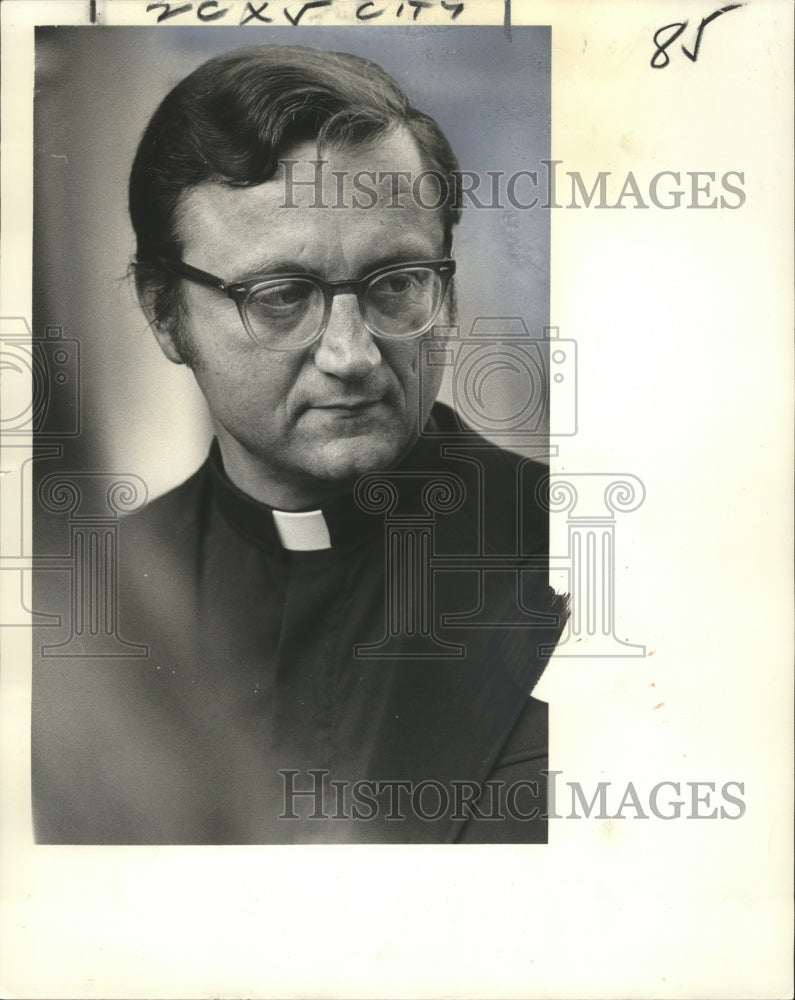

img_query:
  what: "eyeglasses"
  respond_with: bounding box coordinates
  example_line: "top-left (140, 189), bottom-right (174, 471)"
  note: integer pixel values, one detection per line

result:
top-left (154, 256), bottom-right (456, 352)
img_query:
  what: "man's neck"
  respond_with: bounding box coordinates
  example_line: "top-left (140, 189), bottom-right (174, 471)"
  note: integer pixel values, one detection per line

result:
top-left (214, 439), bottom-right (357, 511)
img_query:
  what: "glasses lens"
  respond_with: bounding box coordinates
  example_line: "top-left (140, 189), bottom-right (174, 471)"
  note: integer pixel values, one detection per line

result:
top-left (364, 267), bottom-right (443, 339)
top-left (243, 279), bottom-right (325, 349)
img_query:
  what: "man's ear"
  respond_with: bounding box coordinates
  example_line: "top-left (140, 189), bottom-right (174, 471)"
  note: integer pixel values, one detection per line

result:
top-left (137, 280), bottom-right (185, 365)
top-left (149, 319), bottom-right (185, 366)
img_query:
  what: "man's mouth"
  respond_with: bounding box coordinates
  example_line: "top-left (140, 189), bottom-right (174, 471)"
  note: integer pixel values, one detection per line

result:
top-left (312, 398), bottom-right (383, 413)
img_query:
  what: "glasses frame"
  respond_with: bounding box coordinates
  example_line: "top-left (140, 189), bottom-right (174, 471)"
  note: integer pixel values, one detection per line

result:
top-left (153, 256), bottom-right (456, 351)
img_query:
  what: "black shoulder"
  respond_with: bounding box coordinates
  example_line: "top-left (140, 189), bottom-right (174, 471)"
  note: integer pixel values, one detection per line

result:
top-left (121, 461), bottom-right (210, 548)
top-left (118, 460), bottom-right (214, 596)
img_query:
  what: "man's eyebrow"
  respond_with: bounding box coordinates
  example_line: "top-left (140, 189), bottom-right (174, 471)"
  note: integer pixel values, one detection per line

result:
top-left (356, 249), bottom-right (445, 275)
top-left (228, 249), bottom-right (446, 284)
top-left (227, 259), bottom-right (305, 282)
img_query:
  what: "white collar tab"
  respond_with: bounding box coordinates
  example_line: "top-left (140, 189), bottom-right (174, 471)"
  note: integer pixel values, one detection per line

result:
top-left (271, 509), bottom-right (332, 551)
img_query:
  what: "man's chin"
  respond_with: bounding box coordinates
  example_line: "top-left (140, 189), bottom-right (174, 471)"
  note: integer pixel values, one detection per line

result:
top-left (301, 432), bottom-right (413, 488)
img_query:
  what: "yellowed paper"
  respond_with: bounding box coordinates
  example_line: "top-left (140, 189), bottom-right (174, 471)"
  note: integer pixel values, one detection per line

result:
top-left (1, 1), bottom-right (792, 996)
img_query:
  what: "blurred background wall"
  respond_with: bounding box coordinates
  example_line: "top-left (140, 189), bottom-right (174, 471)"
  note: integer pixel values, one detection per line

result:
top-left (33, 26), bottom-right (550, 501)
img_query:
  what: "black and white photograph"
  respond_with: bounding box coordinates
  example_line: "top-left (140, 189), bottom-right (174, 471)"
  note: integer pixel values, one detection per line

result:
top-left (0, 1), bottom-right (792, 997)
top-left (30, 24), bottom-right (563, 846)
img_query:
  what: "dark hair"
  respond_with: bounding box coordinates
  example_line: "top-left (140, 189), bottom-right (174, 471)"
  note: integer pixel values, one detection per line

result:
top-left (129, 45), bottom-right (461, 336)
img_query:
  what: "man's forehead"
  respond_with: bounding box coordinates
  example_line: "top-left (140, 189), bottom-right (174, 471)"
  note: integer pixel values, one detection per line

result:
top-left (181, 129), bottom-right (430, 212)
top-left (283, 128), bottom-right (430, 197)
top-left (175, 130), bottom-right (446, 275)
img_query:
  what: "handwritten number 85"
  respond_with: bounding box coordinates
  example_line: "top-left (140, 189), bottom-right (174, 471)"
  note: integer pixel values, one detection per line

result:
top-left (651, 5), bottom-right (743, 69)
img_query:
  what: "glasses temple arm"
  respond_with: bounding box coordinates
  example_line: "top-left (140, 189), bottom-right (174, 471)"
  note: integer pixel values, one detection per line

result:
top-left (152, 256), bottom-right (228, 292)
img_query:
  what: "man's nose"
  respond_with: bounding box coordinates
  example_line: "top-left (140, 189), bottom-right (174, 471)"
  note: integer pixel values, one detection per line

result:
top-left (312, 293), bottom-right (381, 380)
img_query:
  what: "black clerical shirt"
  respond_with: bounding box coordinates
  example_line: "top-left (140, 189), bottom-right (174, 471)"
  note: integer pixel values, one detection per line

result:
top-left (32, 404), bottom-right (566, 844)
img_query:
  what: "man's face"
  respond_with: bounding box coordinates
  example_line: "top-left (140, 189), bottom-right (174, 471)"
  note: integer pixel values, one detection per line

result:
top-left (161, 130), bottom-right (448, 509)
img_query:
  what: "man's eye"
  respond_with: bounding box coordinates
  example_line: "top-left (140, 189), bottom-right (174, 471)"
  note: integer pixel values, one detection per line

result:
top-left (250, 281), bottom-right (313, 312)
top-left (378, 272), bottom-right (419, 295)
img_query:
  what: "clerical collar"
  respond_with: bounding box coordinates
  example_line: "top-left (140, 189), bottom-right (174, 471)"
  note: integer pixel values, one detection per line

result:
top-left (271, 509), bottom-right (331, 551)
top-left (207, 405), bottom-right (454, 553)
top-left (207, 442), bottom-right (377, 552)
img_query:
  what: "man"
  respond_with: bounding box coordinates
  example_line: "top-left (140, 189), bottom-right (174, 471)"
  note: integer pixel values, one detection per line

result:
top-left (32, 45), bottom-right (566, 844)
